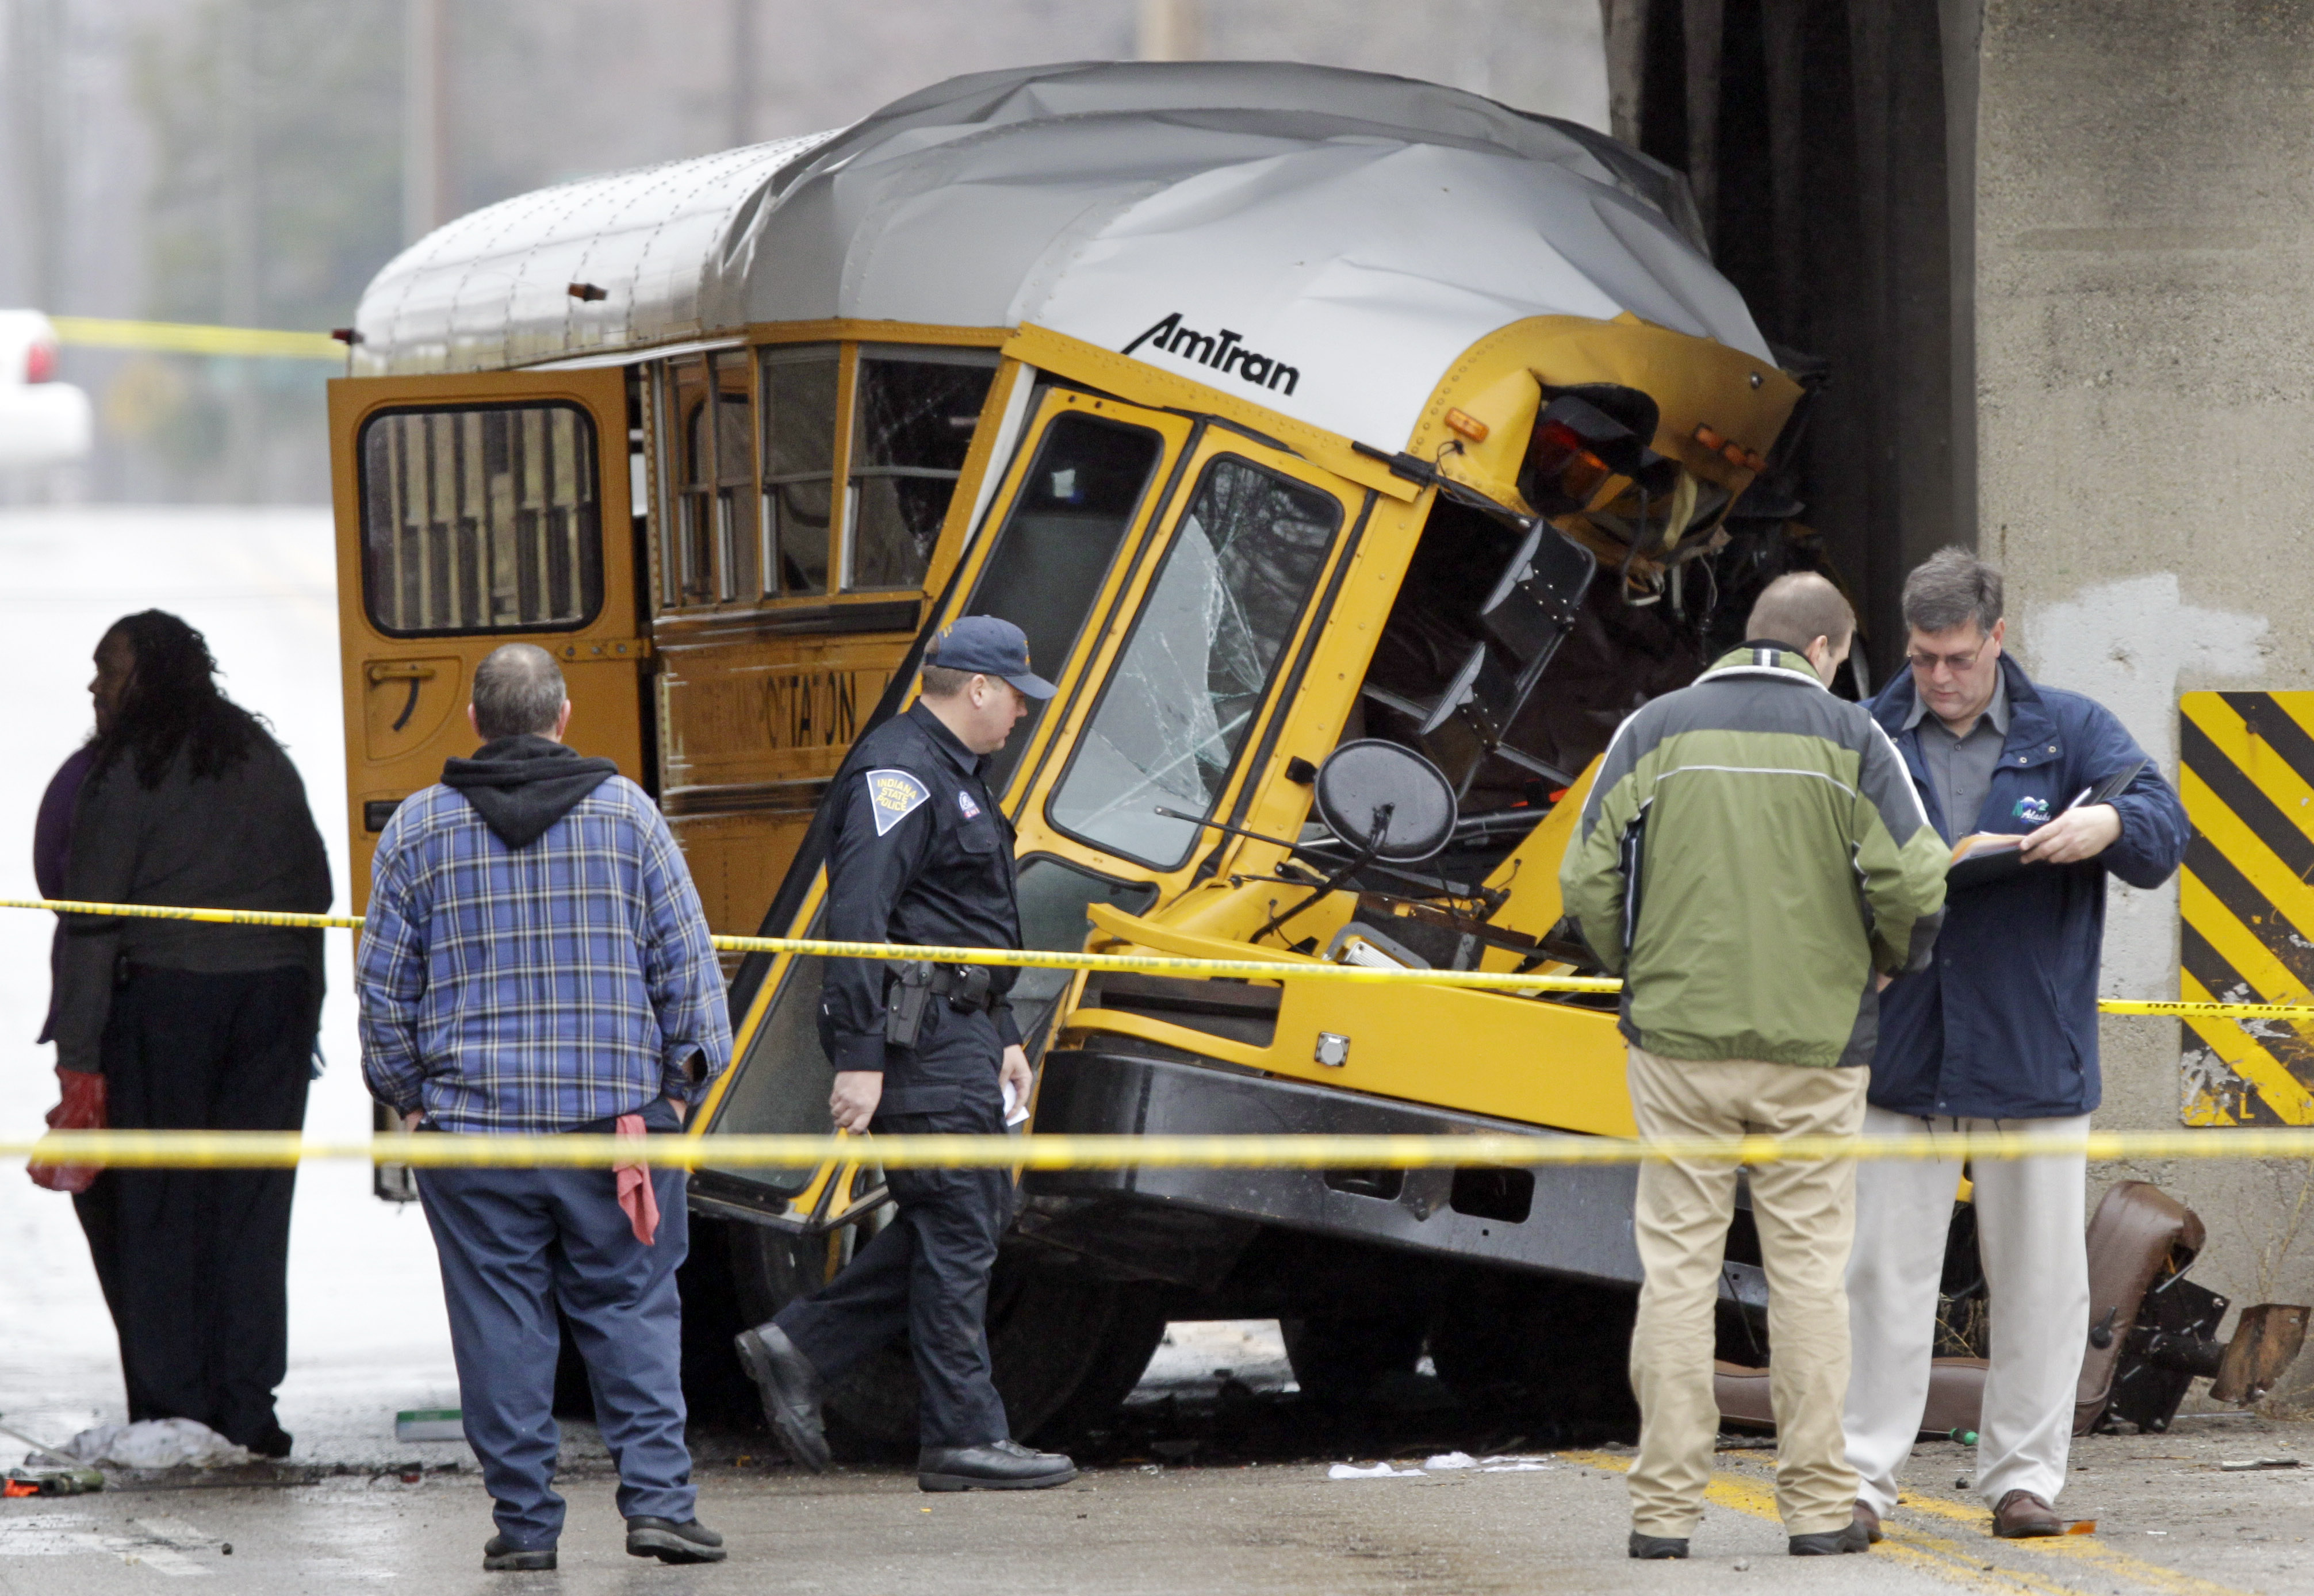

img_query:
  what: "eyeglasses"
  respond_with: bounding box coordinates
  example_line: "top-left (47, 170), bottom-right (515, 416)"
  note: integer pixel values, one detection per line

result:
top-left (1906, 646), bottom-right (1985, 676)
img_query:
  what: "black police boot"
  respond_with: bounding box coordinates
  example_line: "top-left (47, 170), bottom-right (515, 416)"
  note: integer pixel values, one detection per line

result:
top-left (1789, 1519), bottom-right (1873, 1556)
top-left (918, 1438), bottom-right (1078, 1492)
top-left (481, 1536), bottom-right (556, 1572)
top-left (734, 1321), bottom-right (830, 1474)
top-left (1628, 1530), bottom-right (1690, 1559)
top-left (626, 1517), bottom-right (727, 1564)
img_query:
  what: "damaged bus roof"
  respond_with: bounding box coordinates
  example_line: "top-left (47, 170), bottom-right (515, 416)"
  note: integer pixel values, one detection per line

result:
top-left (351, 59), bottom-right (1769, 452)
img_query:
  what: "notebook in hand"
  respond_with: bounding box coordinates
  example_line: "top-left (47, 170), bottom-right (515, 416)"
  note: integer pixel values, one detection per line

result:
top-left (1946, 759), bottom-right (2146, 891)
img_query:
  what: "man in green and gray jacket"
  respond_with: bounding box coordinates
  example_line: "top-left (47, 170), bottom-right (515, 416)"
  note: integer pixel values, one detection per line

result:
top-left (1561, 572), bottom-right (1947, 1562)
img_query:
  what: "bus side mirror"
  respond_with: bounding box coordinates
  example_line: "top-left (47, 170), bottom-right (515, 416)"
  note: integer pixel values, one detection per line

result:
top-left (1312, 739), bottom-right (1458, 862)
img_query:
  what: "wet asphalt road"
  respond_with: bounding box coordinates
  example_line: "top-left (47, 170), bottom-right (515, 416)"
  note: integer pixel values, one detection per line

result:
top-left (8, 1417), bottom-right (2314, 1595)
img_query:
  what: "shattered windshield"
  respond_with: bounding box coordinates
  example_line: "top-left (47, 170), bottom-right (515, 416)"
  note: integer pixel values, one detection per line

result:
top-left (1048, 455), bottom-right (1340, 868)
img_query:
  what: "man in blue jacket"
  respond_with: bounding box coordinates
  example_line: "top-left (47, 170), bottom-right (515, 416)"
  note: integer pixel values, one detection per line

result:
top-left (1843, 550), bottom-right (2187, 1541)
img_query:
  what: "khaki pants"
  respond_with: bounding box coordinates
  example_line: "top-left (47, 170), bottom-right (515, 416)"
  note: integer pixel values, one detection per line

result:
top-left (1845, 1107), bottom-right (2090, 1514)
top-left (1626, 1044), bottom-right (1867, 1538)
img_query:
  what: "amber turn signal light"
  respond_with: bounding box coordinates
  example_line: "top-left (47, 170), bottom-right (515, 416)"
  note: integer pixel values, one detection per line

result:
top-left (1444, 408), bottom-right (1489, 443)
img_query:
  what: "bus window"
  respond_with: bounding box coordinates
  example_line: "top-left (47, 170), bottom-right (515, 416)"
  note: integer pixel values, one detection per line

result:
top-left (669, 350), bottom-right (757, 605)
top-left (968, 410), bottom-right (1164, 793)
top-left (1048, 457), bottom-right (1340, 868)
top-left (760, 344), bottom-right (838, 597)
top-left (845, 346), bottom-right (998, 591)
top-left (359, 403), bottom-right (602, 635)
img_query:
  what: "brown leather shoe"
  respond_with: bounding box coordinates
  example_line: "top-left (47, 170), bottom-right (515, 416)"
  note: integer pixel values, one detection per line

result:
top-left (1853, 1500), bottom-right (1883, 1543)
top-left (1993, 1489), bottom-right (2063, 1539)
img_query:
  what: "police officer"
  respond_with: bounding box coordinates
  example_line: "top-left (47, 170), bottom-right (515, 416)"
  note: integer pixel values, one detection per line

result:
top-left (734, 616), bottom-right (1076, 1492)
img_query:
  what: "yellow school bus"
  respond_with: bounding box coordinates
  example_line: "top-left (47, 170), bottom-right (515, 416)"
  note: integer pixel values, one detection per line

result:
top-left (334, 62), bottom-right (1803, 1442)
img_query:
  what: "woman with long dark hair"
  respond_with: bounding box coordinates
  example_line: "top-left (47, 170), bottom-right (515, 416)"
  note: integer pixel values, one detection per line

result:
top-left (45, 609), bottom-right (331, 1459)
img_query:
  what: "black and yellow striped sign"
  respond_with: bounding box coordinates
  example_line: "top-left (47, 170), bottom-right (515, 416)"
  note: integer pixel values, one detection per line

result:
top-left (2180, 692), bottom-right (2314, 1124)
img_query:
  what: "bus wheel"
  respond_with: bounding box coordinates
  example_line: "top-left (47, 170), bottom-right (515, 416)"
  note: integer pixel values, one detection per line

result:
top-left (725, 1221), bottom-right (1165, 1457)
top-left (1427, 1272), bottom-right (1640, 1435)
top-left (1279, 1311), bottom-right (1430, 1404)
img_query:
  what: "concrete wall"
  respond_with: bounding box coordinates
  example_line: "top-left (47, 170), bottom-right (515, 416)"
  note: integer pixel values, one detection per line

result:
top-left (1975, 0), bottom-right (2314, 1388)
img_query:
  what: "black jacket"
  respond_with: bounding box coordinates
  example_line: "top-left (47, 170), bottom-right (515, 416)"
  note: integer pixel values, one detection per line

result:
top-left (56, 735), bottom-right (331, 1073)
top-left (817, 702), bottom-right (1024, 1079)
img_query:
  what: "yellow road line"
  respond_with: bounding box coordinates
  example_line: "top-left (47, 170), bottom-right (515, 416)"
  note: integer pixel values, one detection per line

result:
top-left (1578, 1448), bottom-right (2261, 1596)
top-left (1897, 1491), bottom-right (2254, 1596)
top-left (48, 316), bottom-right (344, 360)
top-left (1561, 1450), bottom-right (2041, 1591)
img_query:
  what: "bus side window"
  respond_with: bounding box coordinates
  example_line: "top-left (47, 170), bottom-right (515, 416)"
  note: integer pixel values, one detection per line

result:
top-left (359, 404), bottom-right (603, 635)
top-left (845, 346), bottom-right (998, 591)
top-left (669, 350), bottom-right (757, 605)
top-left (760, 344), bottom-right (839, 598)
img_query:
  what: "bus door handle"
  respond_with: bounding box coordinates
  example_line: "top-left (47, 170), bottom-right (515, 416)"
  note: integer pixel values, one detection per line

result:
top-left (366, 661), bottom-right (438, 733)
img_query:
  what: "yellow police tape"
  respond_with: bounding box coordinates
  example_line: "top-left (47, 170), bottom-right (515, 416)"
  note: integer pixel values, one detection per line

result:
top-left (12, 1127), bottom-right (2314, 1171)
top-left (6, 894), bottom-right (2312, 1172)
top-left (0, 896), bottom-right (1620, 995)
top-left (48, 316), bottom-right (346, 362)
top-left (8, 895), bottom-right (2313, 1017)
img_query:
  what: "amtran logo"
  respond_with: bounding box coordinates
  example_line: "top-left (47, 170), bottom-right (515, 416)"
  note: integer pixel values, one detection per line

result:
top-left (1121, 312), bottom-right (1300, 396)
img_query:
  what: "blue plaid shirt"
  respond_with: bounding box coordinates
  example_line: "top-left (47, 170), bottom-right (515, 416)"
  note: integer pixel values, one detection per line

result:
top-left (357, 776), bottom-right (731, 1134)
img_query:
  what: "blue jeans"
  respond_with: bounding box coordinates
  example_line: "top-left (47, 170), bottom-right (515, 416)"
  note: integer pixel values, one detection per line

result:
top-left (416, 1101), bottom-right (692, 1547)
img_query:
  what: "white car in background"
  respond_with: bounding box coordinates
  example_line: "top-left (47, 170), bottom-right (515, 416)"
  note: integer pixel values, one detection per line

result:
top-left (0, 310), bottom-right (93, 467)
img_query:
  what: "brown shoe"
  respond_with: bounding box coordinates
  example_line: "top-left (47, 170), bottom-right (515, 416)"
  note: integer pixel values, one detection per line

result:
top-left (1993, 1489), bottom-right (2063, 1539)
top-left (1853, 1501), bottom-right (1883, 1543)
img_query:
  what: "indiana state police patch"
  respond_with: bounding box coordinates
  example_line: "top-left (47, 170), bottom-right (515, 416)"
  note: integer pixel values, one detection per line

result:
top-left (865, 768), bottom-right (930, 837)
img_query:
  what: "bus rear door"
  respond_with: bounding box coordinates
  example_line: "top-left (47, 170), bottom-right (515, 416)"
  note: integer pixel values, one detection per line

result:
top-left (328, 366), bottom-right (648, 910)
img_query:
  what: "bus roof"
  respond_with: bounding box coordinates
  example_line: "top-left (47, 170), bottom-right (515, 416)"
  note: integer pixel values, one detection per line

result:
top-left (351, 60), bottom-right (1769, 452)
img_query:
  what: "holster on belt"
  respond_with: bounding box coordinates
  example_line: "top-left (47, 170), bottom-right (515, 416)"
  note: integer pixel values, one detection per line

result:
top-left (884, 960), bottom-right (934, 1048)
top-left (882, 960), bottom-right (996, 1049)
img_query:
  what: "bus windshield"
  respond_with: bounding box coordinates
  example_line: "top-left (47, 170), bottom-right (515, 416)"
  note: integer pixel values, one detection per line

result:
top-left (1047, 455), bottom-right (1339, 868)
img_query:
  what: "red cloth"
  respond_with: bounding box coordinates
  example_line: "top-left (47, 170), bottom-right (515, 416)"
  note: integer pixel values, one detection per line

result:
top-left (613, 1112), bottom-right (658, 1245)
top-left (29, 1066), bottom-right (105, 1193)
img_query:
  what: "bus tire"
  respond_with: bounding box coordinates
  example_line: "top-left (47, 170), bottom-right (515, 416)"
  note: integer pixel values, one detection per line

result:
top-left (1427, 1271), bottom-right (1640, 1433)
top-left (725, 1221), bottom-right (1163, 1457)
top-left (1278, 1310), bottom-right (1430, 1403)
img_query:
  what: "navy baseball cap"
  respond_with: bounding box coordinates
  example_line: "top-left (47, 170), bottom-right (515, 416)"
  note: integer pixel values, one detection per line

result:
top-left (925, 615), bottom-right (1056, 699)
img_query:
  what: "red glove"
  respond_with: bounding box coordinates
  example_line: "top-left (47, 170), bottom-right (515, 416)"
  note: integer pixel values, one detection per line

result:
top-left (28, 1067), bottom-right (105, 1194)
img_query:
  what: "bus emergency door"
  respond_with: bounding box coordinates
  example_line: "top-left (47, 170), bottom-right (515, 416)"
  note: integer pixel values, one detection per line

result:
top-left (328, 367), bottom-right (648, 909)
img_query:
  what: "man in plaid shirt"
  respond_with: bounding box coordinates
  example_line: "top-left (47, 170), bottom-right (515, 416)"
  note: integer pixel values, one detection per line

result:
top-left (359, 643), bottom-right (731, 1573)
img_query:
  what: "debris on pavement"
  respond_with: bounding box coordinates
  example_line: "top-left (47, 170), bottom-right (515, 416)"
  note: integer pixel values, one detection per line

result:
top-left (52, 1419), bottom-right (252, 1470)
top-left (3, 1466), bottom-right (105, 1497)
top-left (393, 1409), bottom-right (462, 1442)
